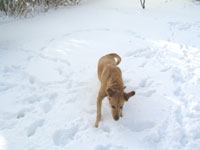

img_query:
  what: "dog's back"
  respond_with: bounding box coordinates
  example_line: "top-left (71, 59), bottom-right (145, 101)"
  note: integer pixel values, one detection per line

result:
top-left (98, 53), bottom-right (121, 81)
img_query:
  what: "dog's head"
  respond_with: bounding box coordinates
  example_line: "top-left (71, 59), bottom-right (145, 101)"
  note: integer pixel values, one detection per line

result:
top-left (106, 88), bottom-right (135, 121)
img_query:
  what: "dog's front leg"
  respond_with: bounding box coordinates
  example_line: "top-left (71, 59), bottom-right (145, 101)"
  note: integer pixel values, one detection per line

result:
top-left (95, 89), bottom-right (106, 128)
top-left (95, 97), bottom-right (102, 128)
top-left (120, 111), bottom-right (123, 117)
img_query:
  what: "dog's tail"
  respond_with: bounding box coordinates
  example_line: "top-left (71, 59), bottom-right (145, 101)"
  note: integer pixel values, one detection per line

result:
top-left (108, 53), bottom-right (121, 65)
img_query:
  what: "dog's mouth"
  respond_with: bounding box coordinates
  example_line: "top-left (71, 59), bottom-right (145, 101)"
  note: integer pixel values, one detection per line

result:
top-left (114, 116), bottom-right (119, 121)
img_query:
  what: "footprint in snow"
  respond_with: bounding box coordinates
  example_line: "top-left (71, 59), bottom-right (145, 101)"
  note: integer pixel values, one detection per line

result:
top-left (52, 126), bottom-right (79, 146)
top-left (40, 93), bottom-right (57, 113)
top-left (174, 87), bottom-right (185, 97)
top-left (28, 76), bottom-right (36, 85)
top-left (101, 126), bottom-right (111, 134)
top-left (41, 102), bottom-right (53, 113)
top-left (171, 69), bottom-right (185, 83)
top-left (138, 78), bottom-right (154, 88)
top-left (123, 121), bottom-right (155, 132)
top-left (40, 46), bottom-right (47, 51)
top-left (56, 67), bottom-right (63, 75)
top-left (139, 90), bottom-right (156, 97)
top-left (16, 107), bottom-right (34, 119)
top-left (48, 93), bottom-right (58, 100)
top-left (23, 95), bottom-right (42, 104)
top-left (27, 119), bottom-right (45, 137)
top-left (0, 83), bottom-right (14, 92)
top-left (160, 66), bottom-right (171, 72)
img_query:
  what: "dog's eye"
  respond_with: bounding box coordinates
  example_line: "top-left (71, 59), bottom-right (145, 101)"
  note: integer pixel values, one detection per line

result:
top-left (112, 106), bottom-right (116, 109)
top-left (120, 106), bottom-right (123, 109)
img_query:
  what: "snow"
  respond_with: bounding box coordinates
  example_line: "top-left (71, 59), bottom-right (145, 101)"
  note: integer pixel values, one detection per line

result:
top-left (0, 0), bottom-right (200, 150)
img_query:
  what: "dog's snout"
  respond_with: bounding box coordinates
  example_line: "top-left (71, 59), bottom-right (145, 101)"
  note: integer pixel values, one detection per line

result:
top-left (114, 116), bottom-right (119, 121)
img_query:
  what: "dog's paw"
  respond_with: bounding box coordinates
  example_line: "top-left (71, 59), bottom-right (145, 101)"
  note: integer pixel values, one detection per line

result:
top-left (95, 121), bottom-right (99, 128)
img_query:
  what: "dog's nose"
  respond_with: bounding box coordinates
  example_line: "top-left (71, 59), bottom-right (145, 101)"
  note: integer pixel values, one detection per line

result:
top-left (114, 116), bottom-right (119, 121)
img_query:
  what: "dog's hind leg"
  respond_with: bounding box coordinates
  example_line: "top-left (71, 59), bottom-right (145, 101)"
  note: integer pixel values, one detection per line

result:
top-left (95, 87), bottom-right (106, 128)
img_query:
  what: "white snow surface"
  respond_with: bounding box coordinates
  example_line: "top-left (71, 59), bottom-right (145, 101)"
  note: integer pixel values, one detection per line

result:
top-left (0, 0), bottom-right (200, 149)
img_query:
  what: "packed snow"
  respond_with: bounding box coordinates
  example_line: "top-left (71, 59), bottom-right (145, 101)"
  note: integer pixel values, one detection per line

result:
top-left (0, 0), bottom-right (200, 150)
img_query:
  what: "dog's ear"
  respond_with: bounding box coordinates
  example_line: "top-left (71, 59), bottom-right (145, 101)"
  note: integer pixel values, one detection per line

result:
top-left (124, 91), bottom-right (135, 101)
top-left (107, 88), bottom-right (114, 97)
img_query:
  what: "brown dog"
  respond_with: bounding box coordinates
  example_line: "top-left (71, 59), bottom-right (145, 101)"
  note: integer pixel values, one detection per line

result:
top-left (95, 53), bottom-right (135, 128)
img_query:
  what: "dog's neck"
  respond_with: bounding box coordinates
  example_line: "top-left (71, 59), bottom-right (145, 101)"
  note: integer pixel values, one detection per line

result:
top-left (108, 72), bottom-right (124, 91)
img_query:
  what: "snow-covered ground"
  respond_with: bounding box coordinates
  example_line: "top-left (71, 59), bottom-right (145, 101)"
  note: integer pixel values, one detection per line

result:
top-left (0, 0), bottom-right (200, 149)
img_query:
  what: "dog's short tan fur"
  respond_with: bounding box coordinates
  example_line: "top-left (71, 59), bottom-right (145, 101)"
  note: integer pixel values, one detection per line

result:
top-left (95, 53), bottom-right (135, 128)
